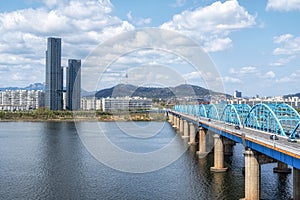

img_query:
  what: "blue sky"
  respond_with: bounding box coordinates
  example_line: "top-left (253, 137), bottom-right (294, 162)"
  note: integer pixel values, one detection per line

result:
top-left (0, 0), bottom-right (300, 97)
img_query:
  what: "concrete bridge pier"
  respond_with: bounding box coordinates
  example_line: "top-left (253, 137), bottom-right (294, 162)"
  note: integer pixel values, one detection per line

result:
top-left (182, 120), bottom-right (189, 138)
top-left (188, 123), bottom-right (196, 145)
top-left (210, 134), bottom-right (227, 172)
top-left (172, 115), bottom-right (177, 128)
top-left (241, 149), bottom-right (260, 200)
top-left (223, 138), bottom-right (235, 156)
top-left (179, 118), bottom-right (184, 134)
top-left (168, 113), bottom-right (173, 125)
top-left (197, 127), bottom-right (208, 157)
top-left (273, 161), bottom-right (291, 173)
top-left (294, 167), bottom-right (300, 200)
top-left (176, 116), bottom-right (180, 130)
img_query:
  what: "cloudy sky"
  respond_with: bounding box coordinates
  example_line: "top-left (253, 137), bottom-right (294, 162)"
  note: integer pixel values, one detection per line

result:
top-left (0, 0), bottom-right (300, 97)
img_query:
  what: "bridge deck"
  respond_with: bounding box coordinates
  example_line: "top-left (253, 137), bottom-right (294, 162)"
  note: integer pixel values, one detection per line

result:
top-left (171, 111), bottom-right (300, 169)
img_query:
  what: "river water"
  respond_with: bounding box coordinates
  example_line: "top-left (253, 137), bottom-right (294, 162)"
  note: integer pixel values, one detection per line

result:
top-left (0, 122), bottom-right (293, 199)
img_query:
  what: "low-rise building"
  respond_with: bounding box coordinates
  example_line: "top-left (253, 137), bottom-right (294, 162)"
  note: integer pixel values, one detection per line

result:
top-left (80, 96), bottom-right (152, 111)
top-left (102, 97), bottom-right (152, 112)
top-left (0, 90), bottom-right (44, 111)
top-left (81, 97), bottom-right (102, 110)
top-left (227, 96), bottom-right (299, 108)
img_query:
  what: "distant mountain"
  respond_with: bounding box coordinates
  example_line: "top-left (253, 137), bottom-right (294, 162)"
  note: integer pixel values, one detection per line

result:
top-left (94, 84), bottom-right (228, 99)
top-left (24, 83), bottom-right (45, 91)
top-left (1, 83), bottom-right (229, 99)
top-left (0, 83), bottom-right (45, 91)
top-left (0, 83), bottom-right (95, 97)
top-left (81, 89), bottom-right (96, 97)
top-left (284, 93), bottom-right (300, 98)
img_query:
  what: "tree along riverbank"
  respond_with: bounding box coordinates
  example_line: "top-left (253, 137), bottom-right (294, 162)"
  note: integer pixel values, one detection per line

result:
top-left (0, 108), bottom-right (167, 122)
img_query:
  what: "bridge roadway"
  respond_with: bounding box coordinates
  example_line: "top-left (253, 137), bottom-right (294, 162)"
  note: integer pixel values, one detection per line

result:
top-left (171, 110), bottom-right (300, 170)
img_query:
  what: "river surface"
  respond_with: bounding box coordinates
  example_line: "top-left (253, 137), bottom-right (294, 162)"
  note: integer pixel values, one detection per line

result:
top-left (0, 122), bottom-right (293, 199)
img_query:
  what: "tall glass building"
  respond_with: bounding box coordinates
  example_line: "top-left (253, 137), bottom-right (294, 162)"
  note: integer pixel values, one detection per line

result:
top-left (66, 59), bottom-right (81, 110)
top-left (45, 37), bottom-right (63, 110)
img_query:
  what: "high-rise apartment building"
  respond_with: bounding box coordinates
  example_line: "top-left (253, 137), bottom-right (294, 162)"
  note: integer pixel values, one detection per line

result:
top-left (233, 90), bottom-right (242, 98)
top-left (66, 59), bottom-right (81, 110)
top-left (45, 37), bottom-right (63, 110)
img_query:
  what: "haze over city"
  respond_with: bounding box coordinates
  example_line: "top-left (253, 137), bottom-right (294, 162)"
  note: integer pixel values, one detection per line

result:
top-left (0, 0), bottom-right (300, 96)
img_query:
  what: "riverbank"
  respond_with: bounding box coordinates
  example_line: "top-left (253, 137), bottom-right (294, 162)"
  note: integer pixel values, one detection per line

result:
top-left (0, 109), bottom-right (167, 122)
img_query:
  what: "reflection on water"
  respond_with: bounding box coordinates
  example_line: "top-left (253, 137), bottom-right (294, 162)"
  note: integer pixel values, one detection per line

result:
top-left (0, 122), bottom-right (293, 199)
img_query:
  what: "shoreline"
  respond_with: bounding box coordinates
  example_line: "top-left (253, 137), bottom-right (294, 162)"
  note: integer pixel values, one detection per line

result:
top-left (0, 119), bottom-right (168, 122)
top-left (0, 110), bottom-right (167, 122)
top-left (0, 117), bottom-right (168, 122)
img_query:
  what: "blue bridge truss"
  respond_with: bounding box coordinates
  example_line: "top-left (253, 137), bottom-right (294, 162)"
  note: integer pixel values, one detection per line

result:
top-left (174, 103), bottom-right (300, 138)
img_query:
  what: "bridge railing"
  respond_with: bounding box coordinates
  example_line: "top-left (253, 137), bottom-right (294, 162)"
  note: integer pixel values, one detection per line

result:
top-left (174, 103), bottom-right (300, 138)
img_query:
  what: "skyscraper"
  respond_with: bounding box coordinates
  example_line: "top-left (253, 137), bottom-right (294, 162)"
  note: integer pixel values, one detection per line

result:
top-left (45, 37), bottom-right (63, 110)
top-left (66, 59), bottom-right (81, 110)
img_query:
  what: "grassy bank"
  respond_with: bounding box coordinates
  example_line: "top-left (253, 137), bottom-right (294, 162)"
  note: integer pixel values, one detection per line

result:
top-left (0, 108), bottom-right (167, 122)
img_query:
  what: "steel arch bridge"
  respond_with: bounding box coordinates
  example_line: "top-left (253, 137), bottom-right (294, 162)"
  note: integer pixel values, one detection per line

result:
top-left (174, 104), bottom-right (207, 118)
top-left (244, 103), bottom-right (300, 137)
top-left (199, 104), bottom-right (207, 118)
top-left (205, 104), bottom-right (220, 120)
top-left (234, 104), bottom-right (252, 125)
top-left (174, 103), bottom-right (300, 138)
top-left (220, 104), bottom-right (252, 126)
top-left (292, 121), bottom-right (300, 138)
top-left (190, 105), bottom-right (200, 116)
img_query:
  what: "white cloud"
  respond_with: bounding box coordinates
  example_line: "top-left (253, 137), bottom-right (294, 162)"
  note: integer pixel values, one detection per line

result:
top-left (276, 69), bottom-right (300, 83)
top-left (270, 34), bottom-right (300, 67)
top-left (161, 0), bottom-right (256, 52)
top-left (229, 66), bottom-right (258, 75)
top-left (0, 0), bottom-right (135, 87)
top-left (266, 0), bottom-right (300, 11)
top-left (276, 76), bottom-right (293, 83)
top-left (127, 11), bottom-right (133, 21)
top-left (272, 34), bottom-right (300, 55)
top-left (136, 18), bottom-right (152, 26)
top-left (273, 34), bottom-right (293, 43)
top-left (262, 71), bottom-right (276, 79)
top-left (269, 56), bottom-right (296, 66)
top-left (43, 0), bottom-right (60, 8)
top-left (126, 11), bottom-right (152, 26)
top-left (240, 66), bottom-right (257, 74)
top-left (109, 49), bottom-right (186, 68)
top-left (183, 71), bottom-right (203, 80)
top-left (290, 70), bottom-right (300, 78)
top-left (80, 27), bottom-right (226, 91)
top-left (227, 66), bottom-right (275, 82)
top-left (221, 76), bottom-right (243, 84)
top-left (204, 38), bottom-right (232, 52)
top-left (171, 0), bottom-right (186, 7)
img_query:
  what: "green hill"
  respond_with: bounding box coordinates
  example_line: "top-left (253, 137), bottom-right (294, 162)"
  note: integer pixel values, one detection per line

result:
top-left (94, 84), bottom-right (228, 99)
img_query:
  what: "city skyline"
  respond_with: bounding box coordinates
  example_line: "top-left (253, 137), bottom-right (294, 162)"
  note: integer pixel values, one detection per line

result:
top-left (0, 0), bottom-right (299, 96)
